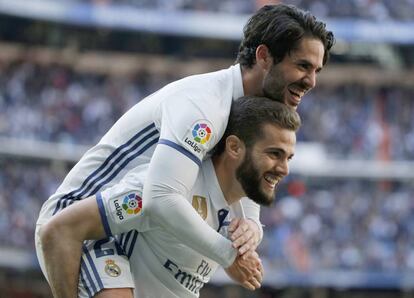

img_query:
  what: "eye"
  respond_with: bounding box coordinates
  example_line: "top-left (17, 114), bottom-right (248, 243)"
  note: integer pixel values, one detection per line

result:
top-left (269, 150), bottom-right (282, 159)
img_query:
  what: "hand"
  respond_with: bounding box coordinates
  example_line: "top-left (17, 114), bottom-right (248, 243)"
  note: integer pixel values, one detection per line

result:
top-left (228, 218), bottom-right (261, 256)
top-left (225, 251), bottom-right (263, 290)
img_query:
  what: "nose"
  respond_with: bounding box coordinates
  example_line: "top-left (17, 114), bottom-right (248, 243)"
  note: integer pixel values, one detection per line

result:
top-left (304, 71), bottom-right (316, 90)
top-left (275, 159), bottom-right (289, 177)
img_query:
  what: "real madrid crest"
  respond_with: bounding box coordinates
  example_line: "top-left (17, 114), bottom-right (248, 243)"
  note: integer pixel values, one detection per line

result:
top-left (192, 195), bottom-right (207, 220)
top-left (104, 259), bottom-right (121, 277)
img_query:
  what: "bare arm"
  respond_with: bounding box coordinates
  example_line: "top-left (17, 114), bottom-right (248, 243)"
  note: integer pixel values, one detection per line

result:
top-left (40, 196), bottom-right (105, 298)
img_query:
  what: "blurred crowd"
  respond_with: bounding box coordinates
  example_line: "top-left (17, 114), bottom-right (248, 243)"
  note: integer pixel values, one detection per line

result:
top-left (298, 86), bottom-right (414, 161)
top-left (79, 0), bottom-right (414, 21)
top-left (0, 160), bottom-right (66, 249)
top-left (260, 177), bottom-right (414, 272)
top-left (1, 60), bottom-right (413, 160)
top-left (0, 61), bottom-right (170, 145)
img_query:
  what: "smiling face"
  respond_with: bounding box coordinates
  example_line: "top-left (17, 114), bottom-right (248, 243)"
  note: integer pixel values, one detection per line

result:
top-left (236, 123), bottom-right (296, 206)
top-left (262, 37), bottom-right (324, 109)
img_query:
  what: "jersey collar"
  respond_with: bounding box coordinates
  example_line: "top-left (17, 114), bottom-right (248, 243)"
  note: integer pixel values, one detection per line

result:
top-left (231, 64), bottom-right (244, 101)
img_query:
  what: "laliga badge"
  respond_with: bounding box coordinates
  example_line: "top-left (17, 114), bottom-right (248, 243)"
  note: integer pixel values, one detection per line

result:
top-left (105, 259), bottom-right (121, 277)
top-left (182, 120), bottom-right (214, 158)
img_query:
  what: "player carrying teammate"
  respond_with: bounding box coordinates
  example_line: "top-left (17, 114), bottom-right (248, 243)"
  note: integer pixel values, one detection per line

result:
top-left (39, 96), bottom-right (301, 297)
top-left (35, 4), bottom-right (334, 297)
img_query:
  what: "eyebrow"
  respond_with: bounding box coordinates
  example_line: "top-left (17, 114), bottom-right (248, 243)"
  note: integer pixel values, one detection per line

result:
top-left (267, 148), bottom-right (295, 159)
top-left (297, 59), bottom-right (322, 72)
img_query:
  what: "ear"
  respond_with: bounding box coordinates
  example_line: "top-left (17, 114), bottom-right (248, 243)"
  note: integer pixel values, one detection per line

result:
top-left (225, 135), bottom-right (245, 159)
top-left (256, 44), bottom-right (273, 71)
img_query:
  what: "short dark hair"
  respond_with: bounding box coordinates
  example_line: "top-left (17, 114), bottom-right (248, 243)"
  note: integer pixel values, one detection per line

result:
top-left (236, 4), bottom-right (335, 68)
top-left (213, 96), bottom-right (301, 156)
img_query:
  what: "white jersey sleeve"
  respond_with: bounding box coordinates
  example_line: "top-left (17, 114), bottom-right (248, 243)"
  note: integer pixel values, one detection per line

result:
top-left (95, 171), bottom-right (152, 236)
top-left (141, 82), bottom-right (238, 268)
top-left (157, 88), bottom-right (227, 164)
top-left (143, 144), bottom-right (237, 268)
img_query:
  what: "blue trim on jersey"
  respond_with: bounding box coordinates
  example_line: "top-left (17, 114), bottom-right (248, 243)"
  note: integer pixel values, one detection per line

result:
top-left (80, 258), bottom-right (97, 294)
top-left (127, 231), bottom-right (139, 258)
top-left (84, 136), bottom-right (159, 199)
top-left (79, 263), bottom-right (93, 297)
top-left (82, 245), bottom-right (104, 291)
top-left (114, 234), bottom-right (127, 256)
top-left (121, 231), bottom-right (132, 253)
top-left (80, 270), bottom-right (92, 297)
top-left (62, 129), bottom-right (158, 210)
top-left (158, 139), bottom-right (201, 167)
top-left (96, 193), bottom-right (112, 237)
top-left (53, 123), bottom-right (159, 215)
top-left (119, 233), bottom-right (125, 246)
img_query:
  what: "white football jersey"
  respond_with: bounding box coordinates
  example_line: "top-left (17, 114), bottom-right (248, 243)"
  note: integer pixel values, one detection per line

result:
top-left (97, 159), bottom-right (244, 298)
top-left (37, 64), bottom-right (261, 267)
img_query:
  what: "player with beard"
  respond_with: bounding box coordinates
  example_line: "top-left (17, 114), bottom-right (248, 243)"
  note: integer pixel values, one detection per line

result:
top-left (36, 4), bottom-right (333, 297)
top-left (39, 96), bottom-right (300, 297)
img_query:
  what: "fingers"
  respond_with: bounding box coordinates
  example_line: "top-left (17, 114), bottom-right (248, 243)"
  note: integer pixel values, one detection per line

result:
top-left (231, 222), bottom-right (255, 252)
top-left (254, 268), bottom-right (263, 284)
top-left (226, 254), bottom-right (263, 291)
top-left (230, 219), bottom-right (261, 256)
top-left (249, 276), bottom-right (261, 289)
top-left (257, 257), bottom-right (264, 278)
top-left (229, 219), bottom-right (249, 242)
top-left (241, 271), bottom-right (262, 291)
top-left (242, 254), bottom-right (261, 271)
top-left (228, 218), bottom-right (240, 235)
top-left (232, 229), bottom-right (254, 253)
top-left (241, 280), bottom-right (256, 291)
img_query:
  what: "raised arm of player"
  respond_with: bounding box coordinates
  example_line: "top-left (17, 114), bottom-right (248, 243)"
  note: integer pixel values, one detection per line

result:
top-left (143, 144), bottom-right (239, 267)
top-left (143, 147), bottom-right (262, 267)
top-left (142, 91), bottom-right (262, 268)
top-left (39, 197), bottom-right (106, 298)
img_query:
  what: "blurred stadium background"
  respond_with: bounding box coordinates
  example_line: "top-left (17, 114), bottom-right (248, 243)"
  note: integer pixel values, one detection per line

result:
top-left (0, 0), bottom-right (414, 297)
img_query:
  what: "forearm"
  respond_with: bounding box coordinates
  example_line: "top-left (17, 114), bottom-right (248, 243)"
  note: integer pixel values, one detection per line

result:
top-left (40, 222), bottom-right (83, 298)
top-left (143, 145), bottom-right (237, 268)
top-left (39, 197), bottom-right (106, 298)
top-left (147, 191), bottom-right (237, 267)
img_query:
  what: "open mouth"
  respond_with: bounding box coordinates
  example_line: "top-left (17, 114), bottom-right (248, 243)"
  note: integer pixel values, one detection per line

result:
top-left (264, 174), bottom-right (280, 189)
top-left (288, 89), bottom-right (303, 102)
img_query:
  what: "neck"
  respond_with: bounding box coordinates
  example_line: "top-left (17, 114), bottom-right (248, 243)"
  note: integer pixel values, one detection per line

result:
top-left (212, 155), bottom-right (245, 205)
top-left (241, 64), bottom-right (264, 97)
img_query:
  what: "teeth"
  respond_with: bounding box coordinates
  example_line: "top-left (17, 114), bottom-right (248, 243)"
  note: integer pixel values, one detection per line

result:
top-left (264, 174), bottom-right (279, 187)
top-left (290, 90), bottom-right (303, 98)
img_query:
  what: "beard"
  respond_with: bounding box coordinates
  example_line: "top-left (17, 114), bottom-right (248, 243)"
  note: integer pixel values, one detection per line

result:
top-left (236, 150), bottom-right (275, 206)
top-left (262, 65), bottom-right (286, 104)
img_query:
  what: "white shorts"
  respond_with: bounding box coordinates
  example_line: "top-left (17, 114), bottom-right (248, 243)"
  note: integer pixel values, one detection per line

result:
top-left (35, 224), bottom-right (136, 298)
